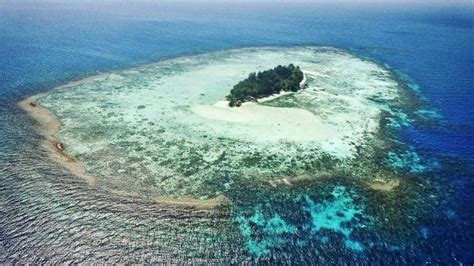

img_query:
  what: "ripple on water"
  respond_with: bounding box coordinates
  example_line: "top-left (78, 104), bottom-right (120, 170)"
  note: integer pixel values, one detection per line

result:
top-left (2, 47), bottom-right (436, 263)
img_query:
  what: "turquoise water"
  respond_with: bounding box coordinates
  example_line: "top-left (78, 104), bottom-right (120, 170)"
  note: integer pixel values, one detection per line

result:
top-left (37, 47), bottom-right (405, 198)
top-left (1, 2), bottom-right (473, 264)
top-left (235, 185), bottom-right (367, 256)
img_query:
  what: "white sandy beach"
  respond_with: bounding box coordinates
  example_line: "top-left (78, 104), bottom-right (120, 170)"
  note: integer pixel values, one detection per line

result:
top-left (189, 71), bottom-right (332, 142)
top-left (192, 100), bottom-right (336, 142)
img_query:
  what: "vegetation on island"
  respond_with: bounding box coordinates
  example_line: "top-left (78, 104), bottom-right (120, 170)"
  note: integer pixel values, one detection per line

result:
top-left (226, 64), bottom-right (305, 107)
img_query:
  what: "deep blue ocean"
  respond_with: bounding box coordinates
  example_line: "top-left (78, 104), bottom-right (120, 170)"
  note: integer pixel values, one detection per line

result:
top-left (1, 1), bottom-right (473, 263)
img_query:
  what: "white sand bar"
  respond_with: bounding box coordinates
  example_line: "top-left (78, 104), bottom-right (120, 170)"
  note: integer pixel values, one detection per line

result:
top-left (192, 101), bottom-right (335, 142)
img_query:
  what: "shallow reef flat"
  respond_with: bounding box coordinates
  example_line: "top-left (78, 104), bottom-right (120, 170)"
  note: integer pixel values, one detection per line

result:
top-left (19, 46), bottom-right (436, 259)
top-left (35, 47), bottom-right (407, 199)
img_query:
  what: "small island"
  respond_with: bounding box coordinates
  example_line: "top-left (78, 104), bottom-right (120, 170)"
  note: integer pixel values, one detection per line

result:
top-left (226, 64), bottom-right (305, 107)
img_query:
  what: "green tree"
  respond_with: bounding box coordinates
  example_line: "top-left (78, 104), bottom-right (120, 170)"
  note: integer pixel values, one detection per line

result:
top-left (226, 64), bottom-right (305, 107)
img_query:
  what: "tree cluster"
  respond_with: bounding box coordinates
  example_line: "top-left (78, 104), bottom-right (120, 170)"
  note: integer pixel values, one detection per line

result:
top-left (226, 64), bottom-right (304, 107)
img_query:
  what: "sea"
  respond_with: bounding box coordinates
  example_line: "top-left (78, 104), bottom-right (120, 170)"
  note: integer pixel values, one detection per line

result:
top-left (0, 1), bottom-right (473, 264)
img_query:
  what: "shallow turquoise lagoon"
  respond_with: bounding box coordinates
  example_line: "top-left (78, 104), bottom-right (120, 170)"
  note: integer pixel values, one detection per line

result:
top-left (1, 2), bottom-right (472, 263)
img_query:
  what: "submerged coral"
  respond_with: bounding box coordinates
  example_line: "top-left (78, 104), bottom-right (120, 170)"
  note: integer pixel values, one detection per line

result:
top-left (39, 47), bottom-right (407, 199)
top-left (26, 47), bottom-right (432, 259)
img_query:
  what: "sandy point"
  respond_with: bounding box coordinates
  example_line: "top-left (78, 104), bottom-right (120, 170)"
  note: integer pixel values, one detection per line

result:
top-left (368, 179), bottom-right (401, 192)
top-left (19, 94), bottom-right (97, 186)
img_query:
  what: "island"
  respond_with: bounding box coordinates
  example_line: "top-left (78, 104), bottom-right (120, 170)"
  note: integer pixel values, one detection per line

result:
top-left (226, 64), bottom-right (305, 107)
top-left (22, 46), bottom-right (408, 200)
top-left (20, 47), bottom-right (419, 257)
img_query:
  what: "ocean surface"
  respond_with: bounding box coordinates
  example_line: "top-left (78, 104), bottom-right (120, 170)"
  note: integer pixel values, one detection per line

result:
top-left (1, 2), bottom-right (473, 263)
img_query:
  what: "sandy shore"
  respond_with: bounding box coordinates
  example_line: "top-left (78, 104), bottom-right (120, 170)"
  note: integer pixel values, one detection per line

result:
top-left (190, 72), bottom-right (340, 142)
top-left (19, 93), bottom-right (230, 209)
top-left (19, 94), bottom-right (97, 186)
top-left (299, 71), bottom-right (307, 88)
top-left (192, 100), bottom-right (336, 142)
top-left (368, 179), bottom-right (400, 192)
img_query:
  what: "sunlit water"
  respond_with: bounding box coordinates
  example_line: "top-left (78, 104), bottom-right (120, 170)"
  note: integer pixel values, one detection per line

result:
top-left (1, 2), bottom-right (473, 264)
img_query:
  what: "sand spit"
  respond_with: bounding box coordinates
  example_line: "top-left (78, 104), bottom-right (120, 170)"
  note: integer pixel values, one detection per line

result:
top-left (191, 101), bottom-right (335, 142)
top-left (19, 94), bottom-right (96, 186)
top-left (368, 179), bottom-right (401, 192)
top-left (299, 71), bottom-right (307, 88)
top-left (268, 172), bottom-right (333, 187)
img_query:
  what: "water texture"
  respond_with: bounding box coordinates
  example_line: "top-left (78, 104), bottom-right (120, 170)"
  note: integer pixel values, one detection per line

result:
top-left (1, 2), bottom-right (473, 264)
